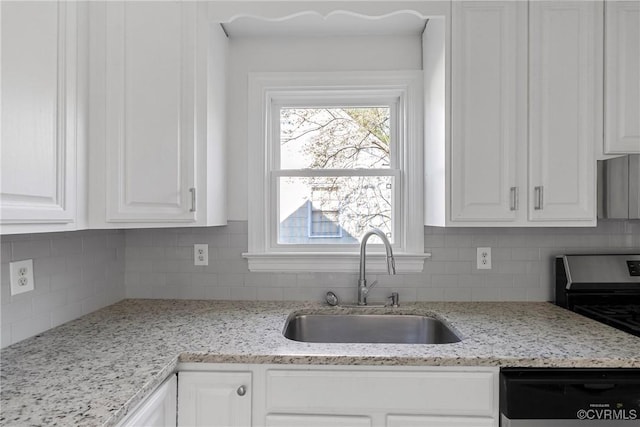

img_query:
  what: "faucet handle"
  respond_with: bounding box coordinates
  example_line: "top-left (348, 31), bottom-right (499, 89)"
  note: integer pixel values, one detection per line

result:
top-left (367, 280), bottom-right (378, 292)
top-left (387, 292), bottom-right (399, 308)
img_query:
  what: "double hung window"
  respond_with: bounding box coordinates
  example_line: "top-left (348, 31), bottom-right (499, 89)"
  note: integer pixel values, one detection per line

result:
top-left (245, 72), bottom-right (426, 272)
top-left (276, 104), bottom-right (397, 246)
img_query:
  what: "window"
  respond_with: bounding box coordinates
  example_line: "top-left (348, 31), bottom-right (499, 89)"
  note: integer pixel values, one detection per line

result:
top-left (245, 72), bottom-right (427, 272)
top-left (278, 106), bottom-right (394, 245)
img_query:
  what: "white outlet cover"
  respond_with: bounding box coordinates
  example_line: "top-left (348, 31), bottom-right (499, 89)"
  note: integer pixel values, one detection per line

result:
top-left (10, 259), bottom-right (35, 295)
top-left (476, 247), bottom-right (492, 270)
top-left (194, 244), bottom-right (209, 266)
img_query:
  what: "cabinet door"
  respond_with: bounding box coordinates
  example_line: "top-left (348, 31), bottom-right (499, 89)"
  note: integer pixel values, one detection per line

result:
top-left (450, 1), bottom-right (526, 223)
top-left (529, 1), bottom-right (602, 222)
top-left (604, 0), bottom-right (640, 154)
top-left (1, 1), bottom-right (78, 230)
top-left (178, 371), bottom-right (251, 427)
top-left (119, 375), bottom-right (177, 427)
top-left (104, 1), bottom-right (196, 223)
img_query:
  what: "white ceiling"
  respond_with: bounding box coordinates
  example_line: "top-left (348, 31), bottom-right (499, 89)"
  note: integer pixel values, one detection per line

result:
top-left (221, 11), bottom-right (428, 38)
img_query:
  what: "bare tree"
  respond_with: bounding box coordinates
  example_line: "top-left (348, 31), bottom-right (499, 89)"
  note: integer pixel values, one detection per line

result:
top-left (280, 107), bottom-right (393, 240)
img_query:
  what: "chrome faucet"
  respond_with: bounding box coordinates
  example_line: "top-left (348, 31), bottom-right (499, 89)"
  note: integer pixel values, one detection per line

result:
top-left (357, 228), bottom-right (396, 305)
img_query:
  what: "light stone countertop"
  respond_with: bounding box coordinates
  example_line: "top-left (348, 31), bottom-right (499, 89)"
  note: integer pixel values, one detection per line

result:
top-left (1, 299), bottom-right (640, 426)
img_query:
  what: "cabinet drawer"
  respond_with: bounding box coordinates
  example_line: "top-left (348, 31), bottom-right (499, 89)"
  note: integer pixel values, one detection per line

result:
top-left (265, 369), bottom-right (495, 417)
top-left (266, 414), bottom-right (371, 427)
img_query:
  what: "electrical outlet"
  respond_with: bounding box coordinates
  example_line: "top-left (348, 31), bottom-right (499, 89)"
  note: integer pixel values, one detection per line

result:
top-left (477, 247), bottom-right (492, 270)
top-left (10, 259), bottom-right (35, 295)
top-left (194, 244), bottom-right (208, 266)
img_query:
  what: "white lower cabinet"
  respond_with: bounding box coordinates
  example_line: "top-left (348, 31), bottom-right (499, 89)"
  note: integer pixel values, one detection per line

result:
top-left (177, 364), bottom-right (499, 427)
top-left (266, 415), bottom-right (372, 427)
top-left (119, 374), bottom-right (177, 427)
top-left (178, 371), bottom-right (252, 427)
top-left (386, 416), bottom-right (495, 427)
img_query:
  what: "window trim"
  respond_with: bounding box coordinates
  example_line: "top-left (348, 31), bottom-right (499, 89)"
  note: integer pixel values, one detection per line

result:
top-left (244, 71), bottom-right (428, 272)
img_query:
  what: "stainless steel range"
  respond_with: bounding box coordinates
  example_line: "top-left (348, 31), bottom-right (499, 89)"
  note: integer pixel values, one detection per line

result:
top-left (555, 254), bottom-right (640, 337)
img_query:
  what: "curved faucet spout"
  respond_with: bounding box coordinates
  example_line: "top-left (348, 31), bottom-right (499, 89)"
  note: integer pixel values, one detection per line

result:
top-left (358, 228), bottom-right (396, 305)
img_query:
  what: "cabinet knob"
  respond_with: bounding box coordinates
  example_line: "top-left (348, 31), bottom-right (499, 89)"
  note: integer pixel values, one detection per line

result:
top-left (237, 385), bottom-right (247, 396)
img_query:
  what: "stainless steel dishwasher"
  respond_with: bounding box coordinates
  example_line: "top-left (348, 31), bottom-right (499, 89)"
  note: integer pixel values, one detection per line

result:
top-left (500, 368), bottom-right (640, 426)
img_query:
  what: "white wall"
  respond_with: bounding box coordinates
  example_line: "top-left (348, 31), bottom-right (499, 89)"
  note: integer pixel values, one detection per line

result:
top-left (226, 34), bottom-right (423, 219)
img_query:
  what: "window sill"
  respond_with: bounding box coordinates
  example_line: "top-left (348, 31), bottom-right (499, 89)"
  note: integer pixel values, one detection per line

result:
top-left (242, 252), bottom-right (430, 273)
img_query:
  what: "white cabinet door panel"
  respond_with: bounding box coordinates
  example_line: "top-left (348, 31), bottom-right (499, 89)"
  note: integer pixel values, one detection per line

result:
top-left (178, 371), bottom-right (251, 427)
top-left (1, 1), bottom-right (78, 226)
top-left (119, 375), bottom-right (176, 427)
top-left (387, 415), bottom-right (495, 427)
top-left (451, 1), bottom-right (526, 222)
top-left (266, 415), bottom-right (372, 427)
top-left (529, 1), bottom-right (601, 222)
top-left (105, 1), bottom-right (196, 223)
top-left (265, 369), bottom-right (495, 417)
top-left (605, 0), bottom-right (640, 154)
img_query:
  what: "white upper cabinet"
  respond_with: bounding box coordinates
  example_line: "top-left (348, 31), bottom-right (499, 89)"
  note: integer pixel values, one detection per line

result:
top-left (528, 0), bottom-right (601, 223)
top-left (427, 0), bottom-right (601, 227)
top-left (89, 1), bottom-right (227, 228)
top-left (604, 0), bottom-right (640, 154)
top-left (0, 1), bottom-right (84, 234)
top-left (105, 1), bottom-right (196, 223)
top-left (450, 1), bottom-right (526, 223)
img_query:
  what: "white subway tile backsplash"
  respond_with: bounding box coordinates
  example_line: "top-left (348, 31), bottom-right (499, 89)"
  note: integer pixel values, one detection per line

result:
top-left (1, 230), bottom-right (126, 348)
top-left (51, 303), bottom-right (83, 327)
top-left (11, 312), bottom-right (50, 344)
top-left (230, 287), bottom-right (257, 300)
top-left (256, 287), bottom-right (284, 301)
top-left (431, 275), bottom-right (459, 287)
top-left (423, 234), bottom-right (445, 248)
top-left (416, 287), bottom-right (445, 301)
top-left (191, 272), bottom-right (217, 287)
top-left (2, 219), bottom-right (638, 349)
top-left (429, 248), bottom-right (459, 261)
top-left (511, 248), bottom-right (540, 261)
top-left (12, 239), bottom-right (51, 260)
top-left (499, 288), bottom-right (528, 301)
top-left (125, 230), bottom-right (154, 247)
top-left (217, 273), bottom-right (245, 286)
top-left (204, 286), bottom-right (232, 300)
top-left (50, 236), bottom-right (83, 256)
top-left (112, 221), bottom-right (640, 310)
top-left (471, 288), bottom-right (500, 301)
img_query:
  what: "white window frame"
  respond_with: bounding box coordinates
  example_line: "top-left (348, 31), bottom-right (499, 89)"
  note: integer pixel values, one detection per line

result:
top-left (244, 71), bottom-right (428, 272)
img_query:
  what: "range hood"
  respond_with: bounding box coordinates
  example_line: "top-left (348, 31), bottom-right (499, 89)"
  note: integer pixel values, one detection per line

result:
top-left (598, 154), bottom-right (640, 219)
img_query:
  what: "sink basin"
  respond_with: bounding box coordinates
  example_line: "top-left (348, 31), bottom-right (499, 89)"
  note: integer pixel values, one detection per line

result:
top-left (283, 313), bottom-right (462, 344)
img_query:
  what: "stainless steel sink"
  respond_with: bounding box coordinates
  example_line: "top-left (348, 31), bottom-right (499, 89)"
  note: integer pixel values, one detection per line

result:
top-left (283, 313), bottom-right (462, 344)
